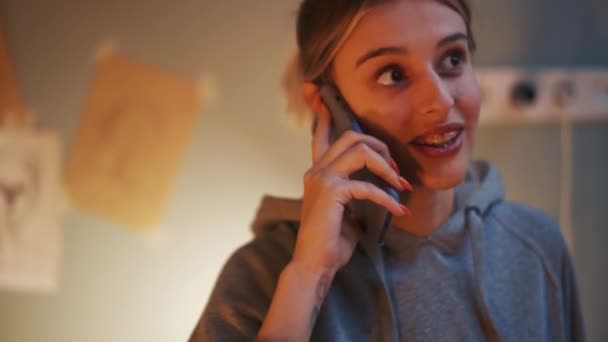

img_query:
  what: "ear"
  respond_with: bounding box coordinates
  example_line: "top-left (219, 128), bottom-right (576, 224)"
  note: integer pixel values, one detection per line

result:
top-left (301, 82), bottom-right (322, 114)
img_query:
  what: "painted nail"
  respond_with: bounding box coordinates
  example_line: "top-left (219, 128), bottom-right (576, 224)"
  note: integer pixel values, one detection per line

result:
top-left (399, 204), bottom-right (412, 217)
top-left (399, 177), bottom-right (414, 192)
top-left (390, 158), bottom-right (400, 174)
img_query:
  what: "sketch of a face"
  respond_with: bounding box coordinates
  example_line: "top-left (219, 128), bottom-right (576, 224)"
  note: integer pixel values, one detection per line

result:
top-left (0, 151), bottom-right (39, 239)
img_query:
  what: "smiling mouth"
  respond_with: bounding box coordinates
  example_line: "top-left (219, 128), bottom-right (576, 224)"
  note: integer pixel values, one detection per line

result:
top-left (411, 127), bottom-right (464, 148)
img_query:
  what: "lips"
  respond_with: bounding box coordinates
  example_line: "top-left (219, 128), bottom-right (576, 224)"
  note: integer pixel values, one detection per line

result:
top-left (411, 123), bottom-right (465, 147)
top-left (408, 123), bottom-right (465, 158)
top-left (412, 130), bottom-right (460, 146)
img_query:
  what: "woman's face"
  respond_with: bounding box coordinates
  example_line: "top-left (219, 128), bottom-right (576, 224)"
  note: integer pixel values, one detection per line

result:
top-left (332, 0), bottom-right (480, 190)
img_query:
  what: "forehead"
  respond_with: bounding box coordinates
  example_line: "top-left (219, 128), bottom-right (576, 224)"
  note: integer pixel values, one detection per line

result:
top-left (338, 0), bottom-right (467, 59)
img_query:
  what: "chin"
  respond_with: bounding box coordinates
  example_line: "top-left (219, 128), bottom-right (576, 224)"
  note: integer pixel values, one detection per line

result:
top-left (413, 144), bottom-right (472, 191)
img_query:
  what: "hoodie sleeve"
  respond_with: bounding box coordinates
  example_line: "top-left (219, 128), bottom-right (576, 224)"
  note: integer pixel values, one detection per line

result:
top-left (189, 225), bottom-right (296, 341)
top-left (561, 248), bottom-right (587, 342)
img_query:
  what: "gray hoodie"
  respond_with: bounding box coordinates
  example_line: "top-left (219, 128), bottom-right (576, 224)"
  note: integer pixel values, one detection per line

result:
top-left (190, 160), bottom-right (586, 341)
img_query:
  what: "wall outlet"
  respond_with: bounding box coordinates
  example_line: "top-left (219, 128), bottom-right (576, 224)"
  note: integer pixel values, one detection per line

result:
top-left (475, 67), bottom-right (608, 124)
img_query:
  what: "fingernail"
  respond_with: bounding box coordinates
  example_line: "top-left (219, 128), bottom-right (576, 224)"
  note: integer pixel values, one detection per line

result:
top-left (390, 158), bottom-right (400, 174)
top-left (399, 204), bottom-right (412, 217)
top-left (399, 177), bottom-right (413, 192)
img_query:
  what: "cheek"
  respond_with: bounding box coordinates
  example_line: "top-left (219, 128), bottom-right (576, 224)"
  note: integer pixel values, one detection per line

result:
top-left (454, 76), bottom-right (481, 125)
top-left (358, 94), bottom-right (415, 134)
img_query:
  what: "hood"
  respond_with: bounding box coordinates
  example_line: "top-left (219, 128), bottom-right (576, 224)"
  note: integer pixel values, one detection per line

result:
top-left (250, 195), bottom-right (302, 236)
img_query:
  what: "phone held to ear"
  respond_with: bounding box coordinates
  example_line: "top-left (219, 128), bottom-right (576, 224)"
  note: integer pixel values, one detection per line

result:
top-left (319, 84), bottom-right (400, 244)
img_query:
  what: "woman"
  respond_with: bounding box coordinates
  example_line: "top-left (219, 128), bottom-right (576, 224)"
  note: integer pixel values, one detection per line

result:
top-left (190, 0), bottom-right (585, 341)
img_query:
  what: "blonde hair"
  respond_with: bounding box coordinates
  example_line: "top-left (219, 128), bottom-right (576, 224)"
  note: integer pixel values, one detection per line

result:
top-left (282, 0), bottom-right (476, 126)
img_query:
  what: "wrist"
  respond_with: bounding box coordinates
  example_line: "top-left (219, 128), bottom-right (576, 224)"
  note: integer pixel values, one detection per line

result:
top-left (261, 261), bottom-right (335, 339)
top-left (282, 260), bottom-right (335, 314)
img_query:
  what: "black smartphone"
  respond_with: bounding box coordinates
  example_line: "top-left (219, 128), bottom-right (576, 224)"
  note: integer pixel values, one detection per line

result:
top-left (319, 84), bottom-right (399, 244)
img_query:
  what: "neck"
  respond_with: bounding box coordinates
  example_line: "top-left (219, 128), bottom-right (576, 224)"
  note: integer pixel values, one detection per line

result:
top-left (391, 186), bottom-right (455, 237)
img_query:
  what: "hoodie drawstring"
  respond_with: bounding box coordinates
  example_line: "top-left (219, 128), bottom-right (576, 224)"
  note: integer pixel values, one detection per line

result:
top-left (466, 206), bottom-right (501, 341)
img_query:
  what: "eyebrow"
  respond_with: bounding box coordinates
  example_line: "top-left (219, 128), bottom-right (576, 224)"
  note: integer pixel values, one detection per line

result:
top-left (355, 32), bottom-right (469, 68)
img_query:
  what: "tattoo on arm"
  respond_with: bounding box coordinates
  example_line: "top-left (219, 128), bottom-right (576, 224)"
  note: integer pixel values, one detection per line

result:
top-left (309, 273), bottom-right (333, 331)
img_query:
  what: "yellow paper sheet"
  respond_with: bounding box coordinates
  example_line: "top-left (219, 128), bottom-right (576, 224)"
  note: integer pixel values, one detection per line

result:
top-left (0, 20), bottom-right (25, 125)
top-left (65, 52), bottom-right (202, 230)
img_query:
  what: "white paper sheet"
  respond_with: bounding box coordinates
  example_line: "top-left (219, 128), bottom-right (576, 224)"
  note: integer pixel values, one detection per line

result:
top-left (0, 129), bottom-right (64, 292)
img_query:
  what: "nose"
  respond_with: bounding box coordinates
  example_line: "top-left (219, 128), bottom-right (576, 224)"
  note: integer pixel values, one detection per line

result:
top-left (409, 72), bottom-right (454, 119)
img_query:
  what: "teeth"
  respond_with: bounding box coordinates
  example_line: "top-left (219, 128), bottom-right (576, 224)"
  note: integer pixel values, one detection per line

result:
top-left (415, 130), bottom-right (459, 145)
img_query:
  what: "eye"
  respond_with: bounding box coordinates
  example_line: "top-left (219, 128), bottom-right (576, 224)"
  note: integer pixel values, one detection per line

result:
top-left (439, 49), bottom-right (466, 74)
top-left (376, 65), bottom-right (406, 86)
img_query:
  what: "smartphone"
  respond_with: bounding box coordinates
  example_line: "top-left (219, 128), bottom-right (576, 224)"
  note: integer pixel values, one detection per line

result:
top-left (319, 84), bottom-right (399, 244)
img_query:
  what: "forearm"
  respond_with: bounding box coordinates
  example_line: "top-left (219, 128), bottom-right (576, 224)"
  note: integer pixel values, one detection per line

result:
top-left (257, 261), bottom-right (334, 341)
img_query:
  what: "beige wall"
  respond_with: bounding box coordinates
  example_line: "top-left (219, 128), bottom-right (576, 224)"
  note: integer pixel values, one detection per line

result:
top-left (0, 1), bottom-right (309, 341)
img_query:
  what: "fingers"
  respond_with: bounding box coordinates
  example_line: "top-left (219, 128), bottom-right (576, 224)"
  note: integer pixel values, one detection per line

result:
top-left (340, 179), bottom-right (409, 217)
top-left (315, 130), bottom-right (393, 171)
top-left (304, 82), bottom-right (413, 197)
top-left (329, 143), bottom-right (409, 193)
top-left (304, 80), bottom-right (393, 168)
